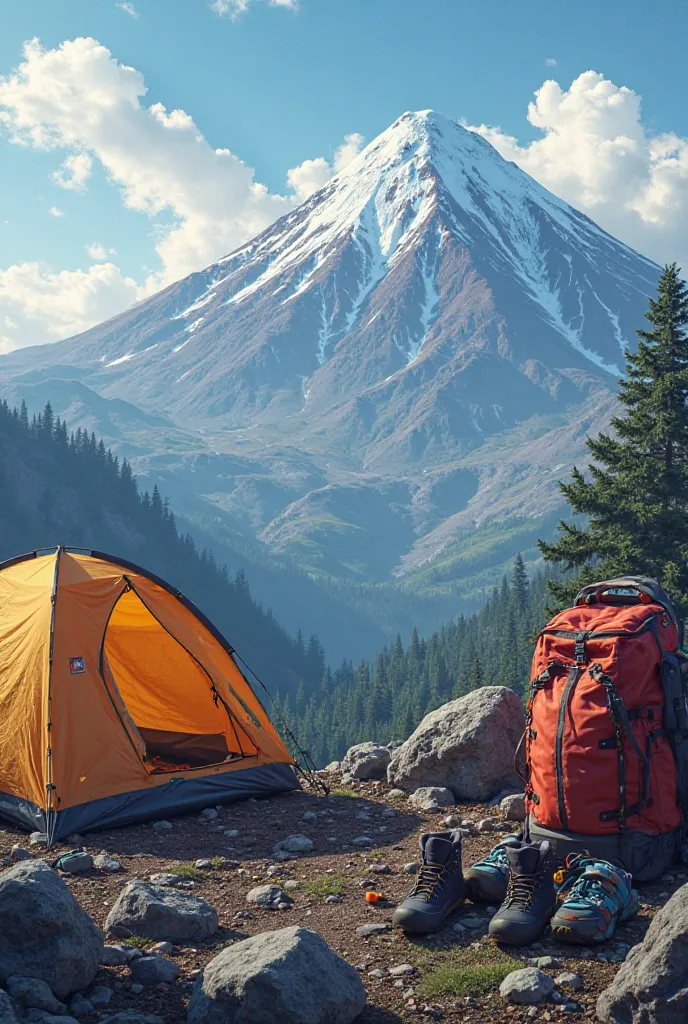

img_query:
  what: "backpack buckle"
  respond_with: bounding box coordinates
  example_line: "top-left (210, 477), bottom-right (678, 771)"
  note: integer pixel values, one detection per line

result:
top-left (574, 633), bottom-right (587, 663)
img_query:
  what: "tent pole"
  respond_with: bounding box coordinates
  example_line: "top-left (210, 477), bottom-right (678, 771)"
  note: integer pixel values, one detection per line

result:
top-left (45, 546), bottom-right (62, 846)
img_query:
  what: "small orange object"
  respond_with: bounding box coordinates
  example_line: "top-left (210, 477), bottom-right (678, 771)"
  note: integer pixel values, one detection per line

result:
top-left (365, 891), bottom-right (385, 903)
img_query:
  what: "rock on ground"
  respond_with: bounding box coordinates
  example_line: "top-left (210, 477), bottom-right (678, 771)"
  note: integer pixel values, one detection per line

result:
top-left (339, 743), bottom-right (391, 781)
top-left (597, 880), bottom-right (688, 1023)
top-left (555, 973), bottom-right (583, 992)
top-left (130, 956), bottom-right (180, 986)
top-left (246, 885), bottom-right (292, 910)
top-left (500, 792), bottom-right (526, 821)
top-left (0, 993), bottom-right (18, 1024)
top-left (10, 846), bottom-right (33, 863)
top-left (5, 977), bottom-right (66, 1014)
top-left (105, 880), bottom-right (217, 943)
top-left (387, 687), bottom-right (526, 801)
top-left (94, 856), bottom-right (122, 873)
top-left (409, 787), bottom-right (454, 811)
top-left (499, 968), bottom-right (555, 1005)
top-left (0, 859), bottom-right (103, 1000)
top-left (271, 835), bottom-right (314, 857)
top-left (101, 946), bottom-right (140, 967)
top-left (187, 926), bottom-right (366, 1024)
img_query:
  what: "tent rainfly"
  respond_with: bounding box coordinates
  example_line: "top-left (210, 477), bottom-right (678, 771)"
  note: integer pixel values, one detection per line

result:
top-left (0, 547), bottom-right (298, 841)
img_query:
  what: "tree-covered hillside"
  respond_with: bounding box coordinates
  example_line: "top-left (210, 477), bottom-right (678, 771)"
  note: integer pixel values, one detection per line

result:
top-left (281, 556), bottom-right (557, 766)
top-left (0, 399), bottom-right (326, 697)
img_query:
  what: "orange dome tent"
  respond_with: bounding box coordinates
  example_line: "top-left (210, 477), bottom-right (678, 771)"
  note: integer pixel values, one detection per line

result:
top-left (0, 547), bottom-right (298, 841)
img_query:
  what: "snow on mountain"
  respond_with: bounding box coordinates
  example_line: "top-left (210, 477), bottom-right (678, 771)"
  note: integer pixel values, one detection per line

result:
top-left (0, 110), bottom-right (660, 586)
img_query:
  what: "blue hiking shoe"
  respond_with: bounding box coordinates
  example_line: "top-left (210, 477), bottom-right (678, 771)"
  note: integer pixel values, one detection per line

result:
top-left (550, 854), bottom-right (639, 944)
top-left (464, 834), bottom-right (522, 904)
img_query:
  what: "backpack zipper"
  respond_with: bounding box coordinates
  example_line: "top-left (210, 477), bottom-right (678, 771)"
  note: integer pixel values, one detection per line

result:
top-left (540, 613), bottom-right (660, 644)
top-left (555, 666), bottom-right (583, 830)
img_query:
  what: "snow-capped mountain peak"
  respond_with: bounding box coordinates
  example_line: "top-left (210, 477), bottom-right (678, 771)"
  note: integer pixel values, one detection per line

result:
top-left (3, 109), bottom-right (659, 437)
top-left (0, 109), bottom-right (663, 591)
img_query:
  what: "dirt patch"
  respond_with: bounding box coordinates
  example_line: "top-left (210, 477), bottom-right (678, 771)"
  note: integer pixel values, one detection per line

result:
top-left (0, 774), bottom-right (681, 1022)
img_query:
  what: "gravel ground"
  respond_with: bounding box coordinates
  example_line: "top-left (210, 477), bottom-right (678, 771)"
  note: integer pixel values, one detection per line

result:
top-left (1, 773), bottom-right (681, 1023)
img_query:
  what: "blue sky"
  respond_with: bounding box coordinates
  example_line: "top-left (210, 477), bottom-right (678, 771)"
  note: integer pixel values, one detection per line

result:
top-left (1, 0), bottom-right (687, 349)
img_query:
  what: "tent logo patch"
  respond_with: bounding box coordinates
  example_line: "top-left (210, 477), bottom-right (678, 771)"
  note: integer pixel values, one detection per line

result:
top-left (69, 657), bottom-right (86, 675)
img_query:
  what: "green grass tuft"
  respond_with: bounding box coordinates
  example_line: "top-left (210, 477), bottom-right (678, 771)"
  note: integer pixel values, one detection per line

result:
top-left (302, 876), bottom-right (347, 898)
top-left (419, 962), bottom-right (514, 998)
top-left (168, 863), bottom-right (204, 880)
top-left (123, 935), bottom-right (150, 950)
top-left (331, 787), bottom-right (357, 798)
top-left (210, 856), bottom-right (226, 870)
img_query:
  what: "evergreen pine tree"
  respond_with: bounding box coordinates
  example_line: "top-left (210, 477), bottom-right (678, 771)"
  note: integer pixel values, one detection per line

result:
top-left (41, 402), bottom-right (54, 441)
top-left (512, 553), bottom-right (529, 606)
top-left (540, 264), bottom-right (688, 631)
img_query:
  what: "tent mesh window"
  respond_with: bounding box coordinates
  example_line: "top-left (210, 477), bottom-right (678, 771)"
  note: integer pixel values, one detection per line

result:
top-left (101, 586), bottom-right (258, 771)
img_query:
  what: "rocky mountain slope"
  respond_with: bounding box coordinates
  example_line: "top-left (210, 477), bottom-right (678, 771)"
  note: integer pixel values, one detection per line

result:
top-left (0, 110), bottom-right (660, 601)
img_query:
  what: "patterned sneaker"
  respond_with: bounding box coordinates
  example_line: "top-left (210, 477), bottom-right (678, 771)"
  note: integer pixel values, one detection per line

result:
top-left (464, 834), bottom-right (522, 904)
top-left (550, 855), bottom-right (639, 944)
top-left (392, 831), bottom-right (466, 934)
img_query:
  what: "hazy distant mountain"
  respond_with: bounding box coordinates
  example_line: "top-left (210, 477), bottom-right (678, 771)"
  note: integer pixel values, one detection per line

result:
top-left (0, 110), bottom-right (659, 607)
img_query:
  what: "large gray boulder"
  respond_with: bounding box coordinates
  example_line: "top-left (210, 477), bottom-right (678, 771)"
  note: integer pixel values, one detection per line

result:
top-left (0, 859), bottom-right (103, 1000)
top-left (340, 743), bottom-right (391, 781)
top-left (186, 926), bottom-right (366, 1024)
top-left (597, 882), bottom-right (688, 1023)
top-left (387, 687), bottom-right (525, 801)
top-left (105, 880), bottom-right (217, 943)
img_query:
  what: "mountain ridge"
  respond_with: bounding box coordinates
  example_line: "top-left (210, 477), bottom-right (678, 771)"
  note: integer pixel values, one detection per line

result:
top-left (0, 109), bottom-right (659, 615)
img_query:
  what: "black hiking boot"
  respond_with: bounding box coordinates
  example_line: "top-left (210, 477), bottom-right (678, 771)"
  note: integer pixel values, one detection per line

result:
top-left (488, 840), bottom-right (557, 946)
top-left (392, 831), bottom-right (466, 934)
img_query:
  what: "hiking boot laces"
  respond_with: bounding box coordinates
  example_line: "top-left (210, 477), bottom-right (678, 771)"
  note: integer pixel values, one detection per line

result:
top-left (559, 872), bottom-right (617, 909)
top-left (503, 872), bottom-right (539, 910)
top-left (407, 862), bottom-right (450, 902)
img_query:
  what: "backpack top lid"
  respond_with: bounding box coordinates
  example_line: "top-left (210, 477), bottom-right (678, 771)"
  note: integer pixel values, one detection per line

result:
top-left (574, 575), bottom-right (678, 629)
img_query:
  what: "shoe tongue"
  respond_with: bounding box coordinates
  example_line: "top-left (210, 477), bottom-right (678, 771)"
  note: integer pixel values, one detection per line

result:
top-left (506, 843), bottom-right (542, 875)
top-left (423, 836), bottom-right (454, 867)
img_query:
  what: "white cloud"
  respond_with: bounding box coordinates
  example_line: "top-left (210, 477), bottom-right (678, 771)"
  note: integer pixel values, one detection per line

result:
top-left (0, 37), bottom-right (298, 294)
top-left (546, 58), bottom-right (558, 67)
top-left (0, 36), bottom-right (358, 349)
top-left (211, 0), bottom-right (298, 17)
top-left (287, 132), bottom-right (364, 200)
top-left (0, 262), bottom-right (139, 353)
top-left (117, 2), bottom-right (140, 16)
top-left (86, 242), bottom-right (116, 260)
top-left (48, 206), bottom-right (64, 217)
top-left (465, 70), bottom-right (688, 270)
top-left (53, 152), bottom-right (92, 191)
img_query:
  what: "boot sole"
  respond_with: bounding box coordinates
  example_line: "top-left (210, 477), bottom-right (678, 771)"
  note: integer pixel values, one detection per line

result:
top-left (392, 896), bottom-right (466, 935)
top-left (488, 901), bottom-right (557, 947)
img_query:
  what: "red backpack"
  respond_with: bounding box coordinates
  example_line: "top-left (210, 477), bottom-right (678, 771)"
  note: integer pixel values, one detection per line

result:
top-left (524, 576), bottom-right (688, 881)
